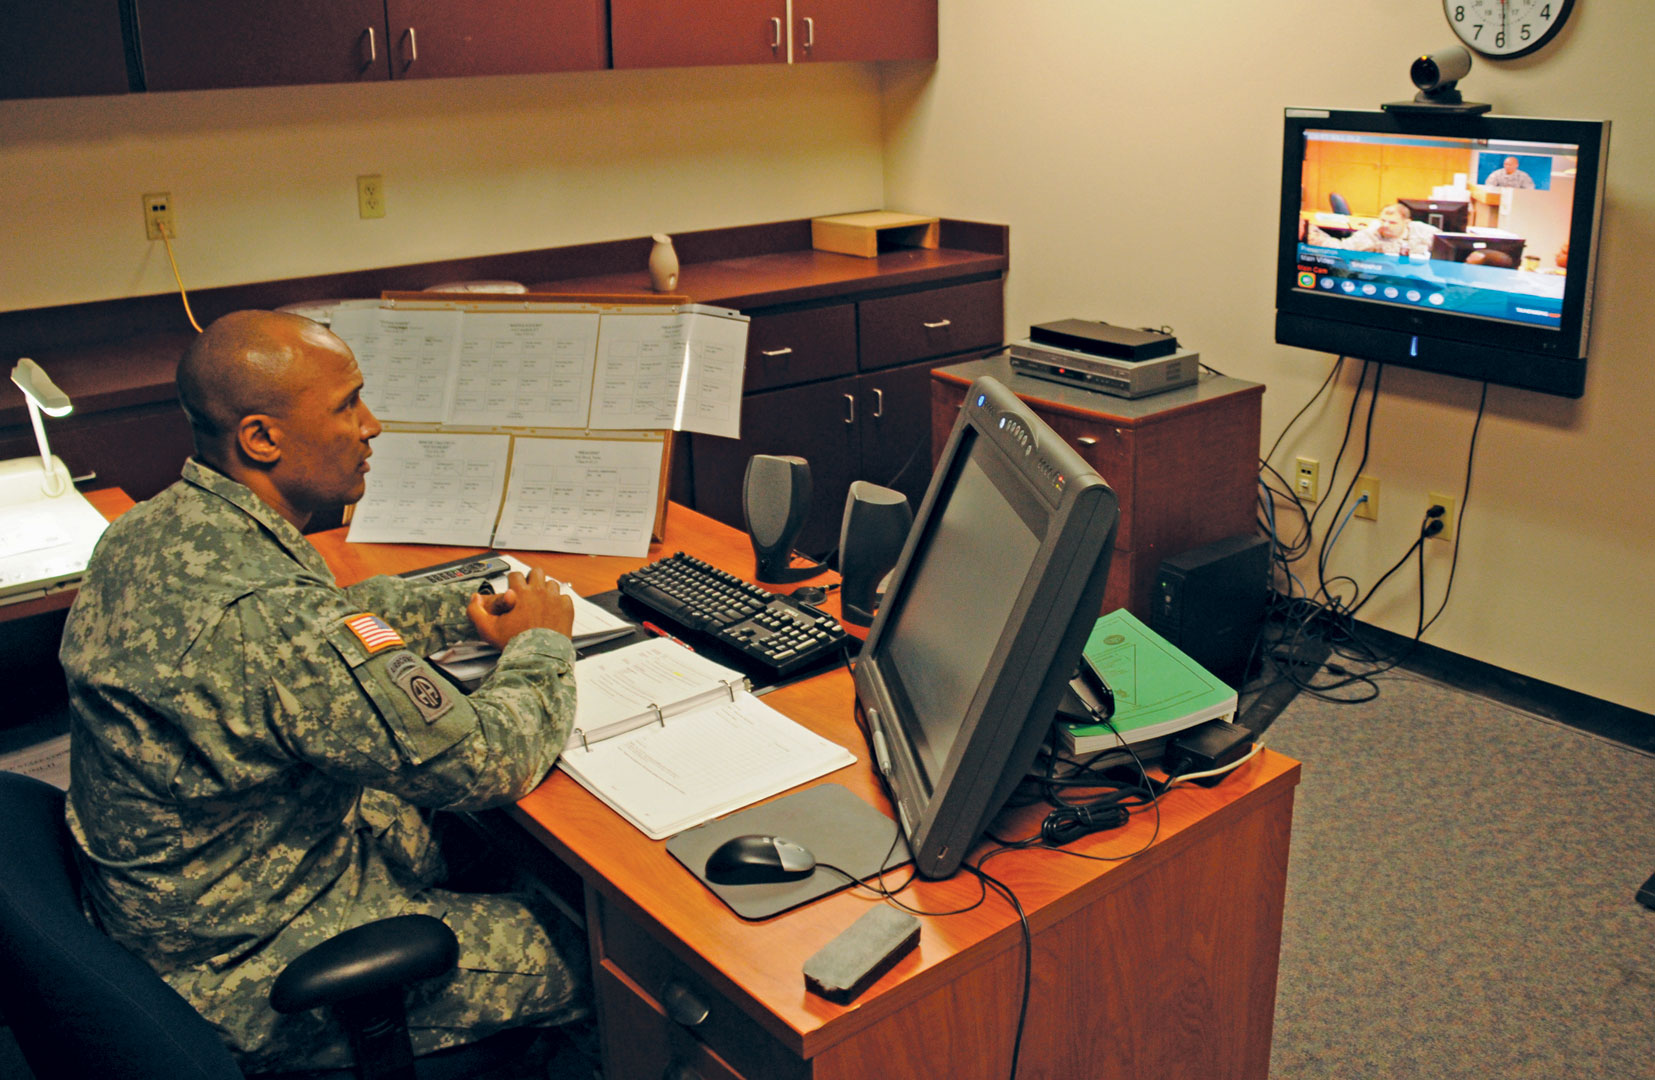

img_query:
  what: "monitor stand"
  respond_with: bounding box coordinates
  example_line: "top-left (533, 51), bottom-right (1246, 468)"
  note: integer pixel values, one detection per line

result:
top-left (666, 784), bottom-right (911, 920)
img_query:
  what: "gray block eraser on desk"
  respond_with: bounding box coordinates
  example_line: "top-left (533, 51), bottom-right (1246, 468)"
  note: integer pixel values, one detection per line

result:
top-left (803, 906), bottom-right (921, 1004)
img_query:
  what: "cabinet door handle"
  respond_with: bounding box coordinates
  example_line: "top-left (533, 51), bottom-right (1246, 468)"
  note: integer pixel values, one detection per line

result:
top-left (404, 26), bottom-right (417, 63)
top-left (760, 347), bottom-right (793, 357)
top-left (364, 27), bottom-right (376, 64)
top-left (843, 393), bottom-right (856, 424)
top-left (661, 981), bottom-right (709, 1028)
top-left (871, 387), bottom-right (885, 418)
top-left (802, 16), bottom-right (815, 48)
top-left (922, 319), bottom-right (952, 329)
top-left (770, 16), bottom-right (782, 50)
top-left (1077, 435), bottom-right (1098, 446)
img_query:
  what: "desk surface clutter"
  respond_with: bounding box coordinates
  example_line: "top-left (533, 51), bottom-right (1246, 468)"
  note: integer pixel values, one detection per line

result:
top-left (309, 501), bottom-right (1299, 1080)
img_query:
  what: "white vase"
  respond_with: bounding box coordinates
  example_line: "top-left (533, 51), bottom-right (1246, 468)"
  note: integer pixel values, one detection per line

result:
top-left (648, 234), bottom-right (679, 293)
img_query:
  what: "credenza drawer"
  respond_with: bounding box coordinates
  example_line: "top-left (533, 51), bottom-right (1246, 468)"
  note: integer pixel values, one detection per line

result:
top-left (744, 304), bottom-right (858, 393)
top-left (594, 895), bottom-right (808, 1080)
top-left (856, 278), bottom-right (1003, 372)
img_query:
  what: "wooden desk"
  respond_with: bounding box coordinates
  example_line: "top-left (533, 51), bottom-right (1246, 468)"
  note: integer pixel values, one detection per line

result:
top-left (311, 504), bottom-right (1299, 1080)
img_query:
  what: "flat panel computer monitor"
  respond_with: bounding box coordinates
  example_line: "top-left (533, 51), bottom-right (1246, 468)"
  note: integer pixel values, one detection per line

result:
top-left (1397, 197), bottom-right (1469, 233)
top-left (1429, 233), bottom-right (1527, 266)
top-left (853, 376), bottom-right (1119, 879)
top-left (1278, 107), bottom-right (1609, 397)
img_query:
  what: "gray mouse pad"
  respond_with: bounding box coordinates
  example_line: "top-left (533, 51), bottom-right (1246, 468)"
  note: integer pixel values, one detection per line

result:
top-left (666, 783), bottom-right (912, 920)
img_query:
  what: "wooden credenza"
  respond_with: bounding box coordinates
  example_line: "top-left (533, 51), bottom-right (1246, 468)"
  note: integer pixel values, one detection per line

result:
top-left (932, 357), bottom-right (1263, 621)
top-left (0, 219), bottom-right (1007, 534)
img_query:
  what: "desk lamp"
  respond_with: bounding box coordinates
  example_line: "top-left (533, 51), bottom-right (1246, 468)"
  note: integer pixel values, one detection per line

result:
top-left (9, 358), bottom-right (74, 497)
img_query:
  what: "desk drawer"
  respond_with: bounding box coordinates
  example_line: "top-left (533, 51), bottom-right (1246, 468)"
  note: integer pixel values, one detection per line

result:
top-left (857, 278), bottom-right (1002, 372)
top-left (594, 895), bottom-right (807, 1080)
top-left (744, 304), bottom-right (857, 393)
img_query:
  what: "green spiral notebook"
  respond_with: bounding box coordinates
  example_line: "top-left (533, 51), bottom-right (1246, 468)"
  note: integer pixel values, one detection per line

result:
top-left (1060, 609), bottom-right (1237, 754)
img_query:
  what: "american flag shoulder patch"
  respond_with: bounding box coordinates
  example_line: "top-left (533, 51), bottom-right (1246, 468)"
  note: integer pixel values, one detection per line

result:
top-left (344, 613), bottom-right (405, 654)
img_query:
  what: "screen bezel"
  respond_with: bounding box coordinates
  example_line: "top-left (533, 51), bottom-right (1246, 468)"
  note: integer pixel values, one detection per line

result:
top-left (853, 376), bottom-right (1118, 879)
top-left (1276, 108), bottom-right (1609, 396)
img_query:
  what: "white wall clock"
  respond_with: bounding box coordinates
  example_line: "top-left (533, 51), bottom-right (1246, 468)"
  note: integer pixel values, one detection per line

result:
top-left (1443, 0), bottom-right (1576, 58)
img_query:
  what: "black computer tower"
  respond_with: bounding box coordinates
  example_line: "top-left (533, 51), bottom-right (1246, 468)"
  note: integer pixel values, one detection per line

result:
top-left (1148, 534), bottom-right (1271, 690)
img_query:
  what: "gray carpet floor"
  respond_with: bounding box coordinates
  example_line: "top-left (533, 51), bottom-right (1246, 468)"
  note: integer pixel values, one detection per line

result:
top-left (1262, 671), bottom-right (1655, 1079)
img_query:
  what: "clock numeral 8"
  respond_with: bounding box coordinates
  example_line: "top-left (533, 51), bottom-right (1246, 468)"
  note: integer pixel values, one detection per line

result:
top-left (1454, 5), bottom-right (1464, 19)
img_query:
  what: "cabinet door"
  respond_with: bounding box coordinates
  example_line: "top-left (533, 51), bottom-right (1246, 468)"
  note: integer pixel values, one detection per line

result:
top-left (611, 0), bottom-right (787, 68)
top-left (855, 359), bottom-right (940, 515)
top-left (133, 0), bottom-right (391, 89)
top-left (690, 377), bottom-right (857, 558)
top-left (382, 0), bottom-right (606, 78)
top-left (794, 0), bottom-right (936, 63)
top-left (0, 1), bottom-right (131, 100)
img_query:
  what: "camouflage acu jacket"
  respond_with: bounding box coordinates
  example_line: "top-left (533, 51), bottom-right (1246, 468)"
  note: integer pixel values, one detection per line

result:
top-left (59, 458), bottom-right (577, 975)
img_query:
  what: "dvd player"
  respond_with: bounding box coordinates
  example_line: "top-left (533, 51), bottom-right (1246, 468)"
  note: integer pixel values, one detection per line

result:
top-left (1007, 339), bottom-right (1199, 399)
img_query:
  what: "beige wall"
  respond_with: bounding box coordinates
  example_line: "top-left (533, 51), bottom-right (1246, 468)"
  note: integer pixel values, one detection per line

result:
top-left (0, 64), bottom-right (885, 311)
top-left (880, 3), bottom-right (1655, 712)
top-left (2, 6), bottom-right (1651, 713)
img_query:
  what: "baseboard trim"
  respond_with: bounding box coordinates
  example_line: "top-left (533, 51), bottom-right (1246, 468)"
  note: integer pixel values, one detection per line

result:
top-left (1354, 621), bottom-right (1655, 755)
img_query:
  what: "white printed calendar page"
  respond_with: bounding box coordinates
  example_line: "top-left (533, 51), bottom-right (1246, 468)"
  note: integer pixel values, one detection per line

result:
top-left (345, 432), bottom-right (510, 547)
top-left (447, 312), bottom-right (601, 429)
top-left (492, 437), bottom-right (664, 556)
top-left (328, 305), bottom-right (462, 425)
top-left (588, 308), bottom-right (747, 438)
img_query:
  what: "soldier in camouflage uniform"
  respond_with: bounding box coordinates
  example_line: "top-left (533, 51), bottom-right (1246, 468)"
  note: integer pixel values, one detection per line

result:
top-left (59, 310), bottom-right (587, 1072)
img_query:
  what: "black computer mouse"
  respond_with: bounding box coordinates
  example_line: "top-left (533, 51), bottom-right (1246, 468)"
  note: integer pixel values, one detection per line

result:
top-left (703, 834), bottom-right (817, 886)
top-left (790, 585), bottom-right (829, 605)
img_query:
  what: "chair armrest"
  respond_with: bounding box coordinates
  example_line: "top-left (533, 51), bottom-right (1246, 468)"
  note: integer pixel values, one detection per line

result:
top-left (269, 913), bottom-right (458, 1014)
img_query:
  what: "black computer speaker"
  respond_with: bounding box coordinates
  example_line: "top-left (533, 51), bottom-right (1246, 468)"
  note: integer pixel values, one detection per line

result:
top-left (837, 481), bottom-right (913, 626)
top-left (743, 454), bottom-right (820, 584)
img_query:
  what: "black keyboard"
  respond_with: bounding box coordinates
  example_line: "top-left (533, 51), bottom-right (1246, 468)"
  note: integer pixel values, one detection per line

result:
top-left (616, 552), bottom-right (848, 682)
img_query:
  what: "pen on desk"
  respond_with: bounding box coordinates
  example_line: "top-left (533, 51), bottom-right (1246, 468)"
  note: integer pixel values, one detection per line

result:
top-left (641, 621), bottom-right (694, 651)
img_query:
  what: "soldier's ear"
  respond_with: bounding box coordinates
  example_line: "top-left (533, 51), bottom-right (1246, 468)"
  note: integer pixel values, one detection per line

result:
top-left (238, 413), bottom-right (283, 466)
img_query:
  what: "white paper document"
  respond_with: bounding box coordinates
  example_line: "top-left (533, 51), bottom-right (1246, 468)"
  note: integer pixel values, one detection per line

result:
top-left (346, 432), bottom-right (511, 546)
top-left (0, 734), bottom-right (70, 790)
top-left (491, 437), bottom-right (663, 556)
top-left (558, 639), bottom-right (855, 839)
top-left (447, 312), bottom-right (601, 429)
top-left (589, 307), bottom-right (747, 437)
top-left (0, 459), bottom-right (110, 602)
top-left (330, 304), bottom-right (463, 425)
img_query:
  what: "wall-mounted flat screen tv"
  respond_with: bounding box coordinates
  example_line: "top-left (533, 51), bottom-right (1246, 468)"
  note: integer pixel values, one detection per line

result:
top-left (1276, 107), bottom-right (1609, 397)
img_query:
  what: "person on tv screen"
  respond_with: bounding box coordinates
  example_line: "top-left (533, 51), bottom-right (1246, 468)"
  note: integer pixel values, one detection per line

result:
top-left (1305, 202), bottom-right (1439, 257)
top-left (1486, 156), bottom-right (1536, 189)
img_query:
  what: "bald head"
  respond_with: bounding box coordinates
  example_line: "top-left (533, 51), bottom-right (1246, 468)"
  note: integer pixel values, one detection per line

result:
top-left (177, 310), bottom-right (345, 463)
top-left (175, 310), bottom-right (381, 529)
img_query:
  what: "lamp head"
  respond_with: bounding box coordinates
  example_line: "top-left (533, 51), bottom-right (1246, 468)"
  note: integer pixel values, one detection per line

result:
top-left (11, 358), bottom-right (73, 417)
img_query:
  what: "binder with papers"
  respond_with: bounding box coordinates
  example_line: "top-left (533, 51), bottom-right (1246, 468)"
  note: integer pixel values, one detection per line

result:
top-left (557, 638), bottom-right (855, 839)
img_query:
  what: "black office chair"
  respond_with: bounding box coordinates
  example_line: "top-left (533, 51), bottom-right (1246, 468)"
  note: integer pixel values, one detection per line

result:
top-left (0, 770), bottom-right (534, 1080)
top-left (1329, 192), bottom-right (1352, 215)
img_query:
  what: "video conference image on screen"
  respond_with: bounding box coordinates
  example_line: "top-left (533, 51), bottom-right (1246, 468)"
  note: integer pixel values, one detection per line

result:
top-left (1296, 128), bottom-right (1578, 331)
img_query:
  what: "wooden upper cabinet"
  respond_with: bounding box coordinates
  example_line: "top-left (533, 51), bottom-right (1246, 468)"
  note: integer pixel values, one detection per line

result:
top-left (794, 0), bottom-right (937, 63)
top-left (0, 1), bottom-right (132, 99)
top-left (381, 0), bottom-right (606, 79)
top-left (132, 1), bottom-right (392, 90)
top-left (610, 0), bottom-right (788, 69)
